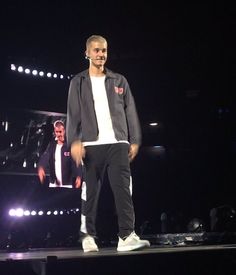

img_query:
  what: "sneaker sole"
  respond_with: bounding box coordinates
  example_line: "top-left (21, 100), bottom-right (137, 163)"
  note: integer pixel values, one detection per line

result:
top-left (83, 248), bottom-right (99, 253)
top-left (117, 242), bottom-right (150, 252)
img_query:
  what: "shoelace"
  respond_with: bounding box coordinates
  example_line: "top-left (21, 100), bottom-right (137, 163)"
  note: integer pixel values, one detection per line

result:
top-left (86, 237), bottom-right (95, 243)
top-left (128, 232), bottom-right (140, 241)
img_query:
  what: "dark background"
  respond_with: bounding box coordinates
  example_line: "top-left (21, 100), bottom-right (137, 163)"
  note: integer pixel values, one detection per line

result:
top-left (0, 1), bottom-right (235, 244)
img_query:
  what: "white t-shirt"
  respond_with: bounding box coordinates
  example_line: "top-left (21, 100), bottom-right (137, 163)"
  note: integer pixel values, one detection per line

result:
top-left (50, 143), bottom-right (72, 188)
top-left (83, 76), bottom-right (128, 146)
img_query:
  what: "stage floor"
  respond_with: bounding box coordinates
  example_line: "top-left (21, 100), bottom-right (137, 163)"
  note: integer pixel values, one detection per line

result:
top-left (1, 243), bottom-right (236, 275)
top-left (0, 243), bottom-right (236, 261)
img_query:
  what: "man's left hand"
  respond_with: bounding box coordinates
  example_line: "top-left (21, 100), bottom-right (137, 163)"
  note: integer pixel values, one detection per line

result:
top-left (128, 144), bottom-right (139, 162)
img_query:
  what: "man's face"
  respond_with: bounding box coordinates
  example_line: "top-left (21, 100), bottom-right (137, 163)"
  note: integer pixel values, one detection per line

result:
top-left (54, 125), bottom-right (65, 143)
top-left (87, 41), bottom-right (107, 66)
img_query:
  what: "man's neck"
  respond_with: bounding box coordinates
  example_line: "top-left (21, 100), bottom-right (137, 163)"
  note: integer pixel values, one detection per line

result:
top-left (89, 65), bottom-right (105, 77)
top-left (57, 140), bottom-right (64, 145)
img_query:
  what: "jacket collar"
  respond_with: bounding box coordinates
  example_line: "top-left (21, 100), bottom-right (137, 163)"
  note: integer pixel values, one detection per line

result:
top-left (79, 68), bottom-right (116, 79)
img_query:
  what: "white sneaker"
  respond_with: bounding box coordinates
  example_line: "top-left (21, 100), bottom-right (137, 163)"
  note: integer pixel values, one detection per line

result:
top-left (117, 232), bottom-right (150, 252)
top-left (82, 235), bottom-right (99, 252)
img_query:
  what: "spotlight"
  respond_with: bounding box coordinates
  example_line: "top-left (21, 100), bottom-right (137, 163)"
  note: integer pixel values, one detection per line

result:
top-left (24, 210), bottom-right (30, 216)
top-left (11, 64), bottom-right (16, 70)
top-left (25, 68), bottom-right (30, 74)
top-left (187, 218), bottom-right (205, 233)
top-left (32, 69), bottom-right (38, 75)
top-left (17, 66), bottom-right (23, 72)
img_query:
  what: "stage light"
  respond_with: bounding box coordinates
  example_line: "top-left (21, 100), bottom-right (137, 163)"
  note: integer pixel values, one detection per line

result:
top-left (23, 159), bottom-right (27, 167)
top-left (187, 218), bottom-right (205, 233)
top-left (10, 63), bottom-right (68, 80)
top-left (9, 209), bottom-right (16, 216)
top-left (4, 121), bottom-right (9, 132)
top-left (210, 205), bottom-right (236, 232)
top-left (31, 210), bottom-right (37, 216)
top-left (32, 69), bottom-right (38, 76)
top-left (15, 208), bottom-right (24, 217)
top-left (24, 210), bottom-right (30, 216)
top-left (8, 208), bottom-right (25, 217)
top-left (11, 64), bottom-right (16, 70)
top-left (149, 122), bottom-right (158, 126)
top-left (17, 66), bottom-right (23, 72)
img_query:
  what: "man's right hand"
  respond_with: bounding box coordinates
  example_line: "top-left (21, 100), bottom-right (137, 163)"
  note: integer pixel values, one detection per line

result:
top-left (71, 141), bottom-right (85, 167)
top-left (38, 167), bottom-right (46, 183)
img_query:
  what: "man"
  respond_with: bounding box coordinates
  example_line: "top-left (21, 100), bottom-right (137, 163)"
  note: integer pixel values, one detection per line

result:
top-left (38, 120), bottom-right (82, 188)
top-left (66, 35), bottom-right (150, 252)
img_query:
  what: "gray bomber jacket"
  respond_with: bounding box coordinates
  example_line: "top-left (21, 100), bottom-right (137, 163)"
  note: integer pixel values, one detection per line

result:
top-left (66, 68), bottom-right (141, 146)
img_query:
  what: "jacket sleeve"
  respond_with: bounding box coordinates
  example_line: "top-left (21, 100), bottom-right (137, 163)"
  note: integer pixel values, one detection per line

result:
top-left (123, 77), bottom-right (142, 145)
top-left (66, 77), bottom-right (82, 146)
top-left (71, 159), bottom-right (83, 178)
top-left (38, 142), bottom-right (51, 170)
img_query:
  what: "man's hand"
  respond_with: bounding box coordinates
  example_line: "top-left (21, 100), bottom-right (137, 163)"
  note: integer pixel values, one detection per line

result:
top-left (38, 167), bottom-right (46, 184)
top-left (71, 141), bottom-right (85, 167)
top-left (128, 144), bottom-right (139, 162)
top-left (75, 176), bottom-right (81, 189)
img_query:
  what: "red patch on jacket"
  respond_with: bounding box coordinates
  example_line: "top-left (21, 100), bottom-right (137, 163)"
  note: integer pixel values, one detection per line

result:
top-left (114, 86), bottom-right (124, 94)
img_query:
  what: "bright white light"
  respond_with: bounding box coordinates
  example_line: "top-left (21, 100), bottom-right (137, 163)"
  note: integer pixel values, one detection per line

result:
top-left (18, 66), bottom-right (23, 72)
top-left (149, 122), bottom-right (158, 126)
top-left (11, 64), bottom-right (16, 71)
top-left (24, 210), bottom-right (30, 216)
top-left (31, 210), bottom-right (37, 216)
top-left (10, 142), bottom-right (13, 147)
top-left (4, 121), bottom-right (8, 132)
top-left (16, 208), bottom-right (24, 217)
top-left (60, 210), bottom-right (63, 215)
top-left (32, 70), bottom-right (38, 75)
top-left (23, 159), bottom-right (27, 167)
top-left (25, 68), bottom-right (30, 74)
top-left (53, 210), bottom-right (58, 215)
top-left (9, 209), bottom-right (16, 216)
top-left (11, 64), bottom-right (66, 80)
top-left (47, 211), bottom-right (51, 215)
top-left (38, 210), bottom-right (44, 216)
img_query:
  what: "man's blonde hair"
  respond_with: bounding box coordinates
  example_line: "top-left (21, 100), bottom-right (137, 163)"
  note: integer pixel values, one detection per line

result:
top-left (53, 120), bottom-right (65, 128)
top-left (86, 35), bottom-right (107, 50)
